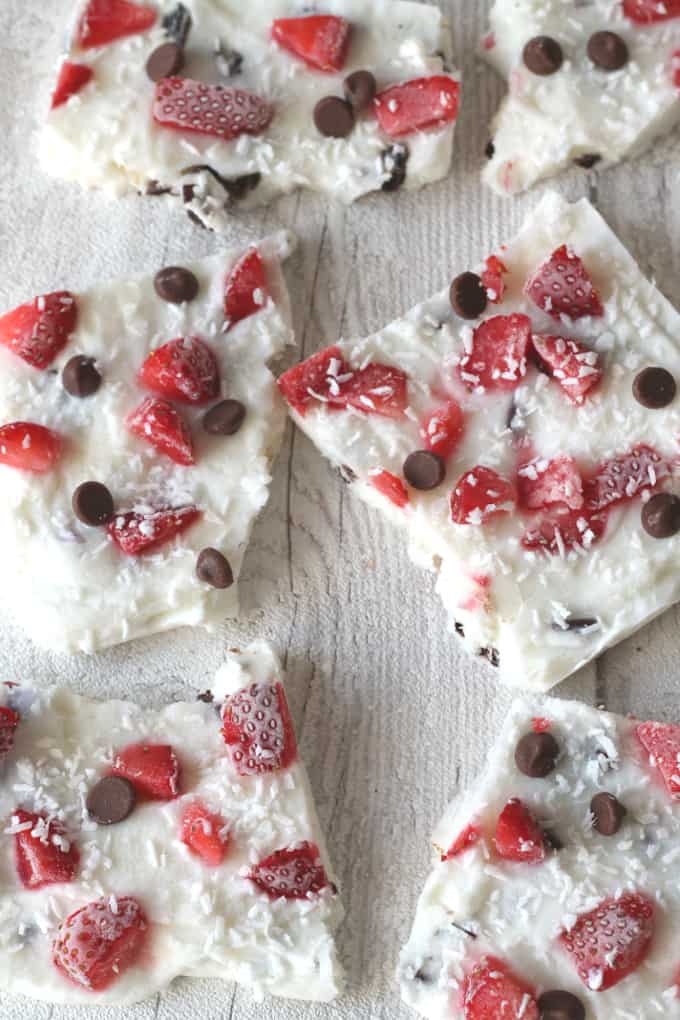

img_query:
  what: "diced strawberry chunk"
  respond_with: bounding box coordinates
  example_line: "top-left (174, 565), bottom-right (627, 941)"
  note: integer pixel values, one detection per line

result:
top-left (0, 291), bottom-right (77, 369)
top-left (462, 955), bottom-right (539, 1020)
top-left (13, 810), bottom-right (80, 890)
top-left (222, 680), bottom-right (297, 776)
top-left (526, 246), bottom-right (604, 321)
top-left (278, 346), bottom-right (343, 415)
top-left (138, 337), bottom-right (219, 405)
top-left (532, 334), bottom-right (603, 405)
top-left (108, 506), bottom-right (202, 555)
top-left (480, 255), bottom-right (508, 304)
top-left (271, 16), bottom-right (352, 72)
top-left (637, 721), bottom-right (680, 798)
top-left (53, 896), bottom-right (148, 992)
top-left (77, 0), bottom-right (157, 49)
top-left (111, 742), bottom-right (181, 800)
top-left (458, 314), bottom-right (531, 393)
top-left (153, 78), bottom-right (273, 143)
top-left (673, 50), bottom-right (680, 89)
top-left (532, 717), bottom-right (552, 733)
top-left (51, 62), bottom-right (94, 109)
top-left (494, 798), bottom-right (547, 864)
top-left (583, 444), bottom-right (668, 513)
top-left (181, 801), bottom-right (230, 866)
top-left (624, 0), bottom-right (680, 22)
top-left (249, 842), bottom-right (331, 900)
top-left (451, 466), bottom-right (515, 525)
top-left (560, 892), bottom-right (655, 991)
top-left (224, 250), bottom-right (269, 329)
top-left (522, 508), bottom-right (606, 555)
top-left (518, 455), bottom-right (584, 511)
top-left (0, 706), bottom-right (19, 760)
top-left (277, 345), bottom-right (408, 418)
top-left (375, 76), bottom-right (459, 138)
top-left (442, 822), bottom-right (482, 861)
top-left (420, 400), bottom-right (465, 460)
top-left (369, 469), bottom-right (409, 508)
top-left (0, 423), bottom-right (63, 474)
top-left (126, 397), bottom-right (194, 466)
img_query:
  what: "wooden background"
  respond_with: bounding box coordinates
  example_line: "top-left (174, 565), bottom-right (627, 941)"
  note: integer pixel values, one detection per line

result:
top-left (2, 0), bottom-right (680, 1017)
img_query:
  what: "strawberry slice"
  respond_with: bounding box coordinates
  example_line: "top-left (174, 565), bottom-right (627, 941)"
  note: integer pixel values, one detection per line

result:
top-left (53, 896), bottom-right (148, 991)
top-left (224, 249), bottom-right (269, 329)
top-left (108, 506), bottom-right (202, 555)
top-left (277, 346), bottom-right (344, 415)
top-left (271, 16), bottom-right (352, 72)
top-left (0, 423), bottom-right (63, 474)
top-left (624, 0), bottom-right (680, 21)
top-left (222, 680), bottom-right (297, 776)
top-left (517, 455), bottom-right (584, 511)
top-left (111, 742), bottom-right (181, 800)
top-left (421, 400), bottom-right (465, 460)
top-left (532, 334), bottom-right (603, 405)
top-left (277, 345), bottom-right (408, 418)
top-left (480, 255), bottom-right (508, 304)
top-left (583, 444), bottom-right (668, 513)
top-left (369, 468), bottom-right (409, 508)
top-left (451, 466), bottom-right (515, 525)
top-left (249, 842), bottom-right (331, 900)
top-left (442, 822), bottom-right (482, 861)
top-left (0, 291), bottom-right (77, 369)
top-left (374, 76), bottom-right (460, 138)
top-left (526, 246), bottom-right (604, 320)
top-left (77, 0), bottom-right (157, 49)
top-left (462, 955), bottom-right (539, 1020)
top-left (138, 337), bottom-right (219, 405)
top-left (0, 706), bottom-right (19, 760)
top-left (51, 62), bottom-right (94, 109)
top-left (494, 798), bottom-right (547, 864)
top-left (181, 801), bottom-right (230, 866)
top-left (458, 314), bottom-right (531, 393)
top-left (560, 892), bottom-right (655, 991)
top-left (521, 508), bottom-right (606, 555)
top-left (153, 78), bottom-right (273, 142)
top-left (13, 810), bottom-right (80, 890)
top-left (637, 721), bottom-right (680, 798)
top-left (126, 397), bottom-right (194, 466)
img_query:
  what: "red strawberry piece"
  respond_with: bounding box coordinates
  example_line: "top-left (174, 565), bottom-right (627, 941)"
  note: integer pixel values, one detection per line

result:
top-left (0, 706), bottom-right (19, 760)
top-left (51, 62), bottom-right (94, 109)
top-left (526, 246), bottom-right (604, 321)
top-left (458, 314), bottom-right (531, 393)
top-left (138, 336), bottom-right (219, 405)
top-left (532, 334), bottom-right (603, 405)
top-left (462, 955), bottom-right (539, 1020)
top-left (369, 468), bottom-right (409, 508)
top-left (517, 455), bottom-right (584, 511)
top-left (583, 444), bottom-right (668, 513)
top-left (560, 892), bottom-right (655, 991)
top-left (277, 346), bottom-right (345, 415)
top-left (249, 842), bottom-right (330, 900)
top-left (53, 896), bottom-right (148, 991)
top-left (0, 422), bottom-right (63, 474)
top-left (111, 742), bottom-right (181, 800)
top-left (108, 505), bottom-right (201, 556)
top-left (271, 16), bottom-right (352, 72)
top-left (153, 78), bottom-right (273, 142)
top-left (181, 801), bottom-right (230, 866)
top-left (127, 396), bottom-right (194, 466)
top-left (224, 249), bottom-right (269, 329)
top-left (532, 717), bottom-right (552, 733)
top-left (277, 345), bottom-right (408, 418)
top-left (521, 508), bottom-right (606, 556)
top-left (624, 0), bottom-right (680, 22)
top-left (637, 720), bottom-right (680, 798)
top-left (77, 0), bottom-right (157, 49)
top-left (13, 810), bottom-right (80, 890)
top-left (442, 822), bottom-right (482, 861)
top-left (481, 255), bottom-right (508, 304)
top-left (451, 466), bottom-right (515, 526)
top-left (673, 51), bottom-right (680, 89)
top-left (0, 291), bottom-right (77, 369)
top-left (494, 798), bottom-right (547, 864)
top-left (222, 680), bottom-right (297, 776)
top-left (374, 76), bottom-right (460, 138)
top-left (421, 400), bottom-right (465, 460)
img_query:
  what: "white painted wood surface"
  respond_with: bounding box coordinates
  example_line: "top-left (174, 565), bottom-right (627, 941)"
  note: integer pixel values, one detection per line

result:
top-left (1, 1), bottom-right (680, 1017)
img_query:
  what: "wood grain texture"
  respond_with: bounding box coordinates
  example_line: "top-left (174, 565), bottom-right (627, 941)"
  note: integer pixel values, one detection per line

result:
top-left (1, 0), bottom-right (679, 1016)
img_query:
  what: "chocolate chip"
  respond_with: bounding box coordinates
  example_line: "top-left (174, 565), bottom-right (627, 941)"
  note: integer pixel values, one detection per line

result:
top-left (202, 399), bottom-right (246, 436)
top-left (225, 173), bottom-right (261, 202)
top-left (633, 366), bottom-right (676, 408)
top-left (515, 731), bottom-right (559, 778)
top-left (587, 31), bottom-right (629, 71)
top-left (215, 41), bottom-right (243, 77)
top-left (344, 70), bottom-right (377, 111)
top-left (197, 690), bottom-right (214, 703)
top-left (338, 464), bottom-right (357, 484)
top-left (480, 646), bottom-right (500, 668)
top-left (538, 990), bottom-right (585, 1020)
top-left (573, 153), bottom-right (601, 169)
top-left (485, 139), bottom-right (495, 160)
top-left (523, 35), bottom-right (564, 75)
top-left (182, 183), bottom-right (195, 205)
top-left (450, 272), bottom-right (488, 320)
top-left (146, 179), bottom-right (172, 196)
top-left (642, 492), bottom-right (680, 539)
top-left (154, 266), bottom-right (199, 305)
top-left (62, 355), bottom-right (102, 398)
top-left (196, 548), bottom-right (234, 589)
top-left (162, 2), bottom-right (192, 46)
top-left (146, 42), bottom-right (184, 82)
top-left (591, 792), bottom-right (626, 835)
top-left (403, 450), bottom-right (446, 491)
top-left (314, 96), bottom-right (355, 138)
top-left (454, 621), bottom-right (465, 637)
top-left (87, 776), bottom-right (136, 825)
top-left (382, 145), bottom-right (409, 191)
top-left (72, 482), bottom-right (115, 527)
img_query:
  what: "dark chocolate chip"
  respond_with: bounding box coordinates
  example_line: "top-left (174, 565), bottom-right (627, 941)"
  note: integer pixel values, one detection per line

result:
top-left (338, 464), bottom-right (357, 484)
top-left (480, 646), bottom-right (500, 668)
top-left (642, 492), bottom-right (680, 539)
top-left (587, 31), bottom-right (629, 71)
top-left (154, 266), bottom-right (199, 305)
top-left (87, 776), bottom-right (137, 825)
top-left (381, 145), bottom-right (409, 191)
top-left (523, 35), bottom-right (564, 75)
top-left (573, 153), bottom-right (601, 169)
top-left (202, 399), bottom-right (246, 436)
top-left (146, 179), bottom-right (172, 196)
top-left (62, 355), bottom-right (102, 397)
top-left (633, 366), bottom-right (676, 408)
top-left (225, 172), bottom-right (261, 202)
top-left (197, 690), bottom-right (214, 703)
top-left (450, 271), bottom-right (488, 320)
top-left (515, 731), bottom-right (559, 778)
top-left (196, 548), bottom-right (234, 589)
top-left (162, 2), bottom-right (192, 46)
top-left (591, 791), bottom-right (626, 835)
top-left (182, 183), bottom-right (195, 205)
top-left (454, 621), bottom-right (465, 638)
top-left (403, 450), bottom-right (446, 491)
top-left (314, 96), bottom-right (355, 138)
top-left (485, 139), bottom-right (495, 160)
top-left (215, 41), bottom-right (243, 77)
top-left (72, 482), bottom-right (115, 527)
top-left (538, 989), bottom-right (585, 1020)
top-left (344, 70), bottom-right (377, 111)
top-left (146, 42), bottom-right (184, 82)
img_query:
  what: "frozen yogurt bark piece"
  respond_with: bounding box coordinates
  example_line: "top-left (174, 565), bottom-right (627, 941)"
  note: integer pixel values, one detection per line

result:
top-left (0, 642), bottom-right (343, 1005)
top-left (0, 232), bottom-right (294, 653)
top-left (482, 0), bottom-right (680, 195)
top-left (41, 0), bottom-right (460, 229)
top-left (278, 192), bottom-right (680, 691)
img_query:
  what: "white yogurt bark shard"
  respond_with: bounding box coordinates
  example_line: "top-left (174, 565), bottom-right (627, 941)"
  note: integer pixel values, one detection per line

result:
top-left (278, 191), bottom-right (680, 691)
top-left (398, 695), bottom-right (680, 1019)
top-left (0, 233), bottom-right (294, 653)
top-left (41, 0), bottom-right (460, 229)
top-left (482, 0), bottom-right (680, 195)
top-left (0, 642), bottom-right (343, 1006)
